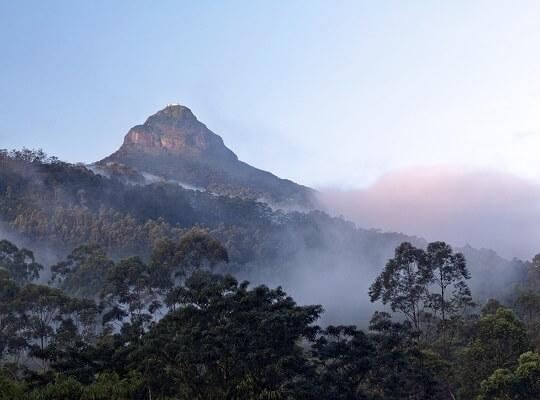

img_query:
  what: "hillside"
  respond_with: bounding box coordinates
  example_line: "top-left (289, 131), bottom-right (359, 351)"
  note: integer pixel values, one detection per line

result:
top-left (0, 148), bottom-right (527, 323)
top-left (100, 104), bottom-right (316, 208)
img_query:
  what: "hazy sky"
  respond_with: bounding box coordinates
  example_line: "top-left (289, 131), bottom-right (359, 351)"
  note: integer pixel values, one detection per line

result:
top-left (2, 1), bottom-right (540, 188)
top-left (2, 2), bottom-right (540, 258)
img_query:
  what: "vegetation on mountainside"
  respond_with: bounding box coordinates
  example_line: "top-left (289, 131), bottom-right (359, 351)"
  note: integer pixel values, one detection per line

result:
top-left (0, 235), bottom-right (538, 399)
top-left (0, 149), bottom-right (525, 303)
top-left (101, 104), bottom-right (316, 207)
top-left (0, 149), bottom-right (538, 398)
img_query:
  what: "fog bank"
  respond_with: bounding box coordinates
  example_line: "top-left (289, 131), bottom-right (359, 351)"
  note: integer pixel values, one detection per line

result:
top-left (318, 166), bottom-right (540, 260)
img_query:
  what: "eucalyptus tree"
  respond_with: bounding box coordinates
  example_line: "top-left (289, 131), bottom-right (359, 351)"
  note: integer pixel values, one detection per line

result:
top-left (172, 230), bottom-right (229, 277)
top-left (0, 239), bottom-right (42, 285)
top-left (369, 241), bottom-right (473, 348)
top-left (311, 325), bottom-right (374, 399)
top-left (459, 307), bottom-right (531, 399)
top-left (0, 268), bottom-right (23, 363)
top-left (425, 241), bottom-right (473, 356)
top-left (148, 232), bottom-right (230, 309)
top-left (50, 242), bottom-right (114, 299)
top-left (100, 256), bottom-right (155, 337)
top-left (140, 271), bottom-right (321, 399)
top-left (16, 283), bottom-right (71, 370)
top-left (369, 242), bottom-right (430, 333)
top-left (477, 351), bottom-right (540, 400)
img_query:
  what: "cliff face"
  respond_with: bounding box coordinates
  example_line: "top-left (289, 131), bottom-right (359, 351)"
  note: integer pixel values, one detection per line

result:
top-left (101, 105), bottom-right (316, 207)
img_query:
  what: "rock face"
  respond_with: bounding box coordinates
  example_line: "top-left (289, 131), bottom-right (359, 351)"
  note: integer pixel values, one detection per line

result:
top-left (101, 105), bottom-right (316, 207)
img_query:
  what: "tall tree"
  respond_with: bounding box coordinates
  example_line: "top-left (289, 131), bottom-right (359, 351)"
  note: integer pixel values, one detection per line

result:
top-left (311, 325), bottom-right (374, 399)
top-left (459, 307), bottom-right (531, 399)
top-left (140, 271), bottom-right (321, 400)
top-left (173, 230), bottom-right (229, 278)
top-left (477, 351), bottom-right (540, 400)
top-left (425, 241), bottom-right (473, 357)
top-left (369, 242), bottom-right (430, 332)
top-left (100, 256), bottom-right (155, 336)
top-left (50, 242), bottom-right (114, 299)
top-left (368, 311), bottom-right (449, 399)
top-left (0, 239), bottom-right (42, 285)
top-left (514, 293), bottom-right (540, 351)
top-left (370, 241), bottom-right (474, 348)
top-left (16, 283), bottom-right (71, 370)
top-left (0, 268), bottom-right (23, 363)
top-left (147, 237), bottom-right (176, 293)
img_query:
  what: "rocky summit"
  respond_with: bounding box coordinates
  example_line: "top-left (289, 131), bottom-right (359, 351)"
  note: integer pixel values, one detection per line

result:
top-left (101, 104), bottom-right (316, 208)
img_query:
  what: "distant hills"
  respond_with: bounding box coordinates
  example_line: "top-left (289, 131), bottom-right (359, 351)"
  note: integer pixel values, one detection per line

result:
top-left (0, 106), bottom-right (529, 321)
top-left (100, 104), bottom-right (316, 208)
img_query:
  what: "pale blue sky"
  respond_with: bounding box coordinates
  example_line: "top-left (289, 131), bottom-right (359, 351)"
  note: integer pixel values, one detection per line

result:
top-left (2, 1), bottom-right (540, 188)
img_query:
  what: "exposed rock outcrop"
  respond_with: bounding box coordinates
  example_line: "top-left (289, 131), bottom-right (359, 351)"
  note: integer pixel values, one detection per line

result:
top-left (101, 105), bottom-right (316, 207)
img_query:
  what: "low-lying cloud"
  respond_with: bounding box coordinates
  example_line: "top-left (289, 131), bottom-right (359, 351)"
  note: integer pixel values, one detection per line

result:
top-left (318, 166), bottom-right (540, 260)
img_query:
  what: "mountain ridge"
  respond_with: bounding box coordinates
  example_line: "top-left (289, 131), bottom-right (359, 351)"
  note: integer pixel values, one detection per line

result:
top-left (0, 148), bottom-right (527, 318)
top-left (101, 104), bottom-right (316, 208)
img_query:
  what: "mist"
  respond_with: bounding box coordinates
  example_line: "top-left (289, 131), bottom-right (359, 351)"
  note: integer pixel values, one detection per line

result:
top-left (0, 222), bottom-right (62, 283)
top-left (0, 155), bottom-right (529, 328)
top-left (317, 166), bottom-right (540, 261)
top-left (242, 250), bottom-right (380, 326)
top-left (234, 210), bottom-right (525, 327)
top-left (233, 219), bottom-right (419, 327)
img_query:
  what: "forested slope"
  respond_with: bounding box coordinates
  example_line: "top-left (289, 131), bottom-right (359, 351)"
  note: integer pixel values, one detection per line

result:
top-left (0, 232), bottom-right (537, 399)
top-left (0, 149), bottom-right (527, 306)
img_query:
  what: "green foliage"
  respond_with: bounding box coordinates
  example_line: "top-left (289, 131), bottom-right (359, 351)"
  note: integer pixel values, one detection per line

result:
top-left (426, 242), bottom-right (474, 357)
top-left (23, 372), bottom-right (140, 400)
top-left (369, 242), bottom-right (430, 332)
top-left (148, 230), bottom-right (230, 291)
top-left (0, 220), bottom-right (538, 398)
top-left (459, 307), bottom-right (531, 399)
top-left (0, 374), bottom-right (25, 400)
top-left (80, 372), bottom-right (141, 400)
top-left (311, 325), bottom-right (374, 399)
top-left (141, 271), bottom-right (322, 399)
top-left (26, 374), bottom-right (84, 400)
top-left (100, 256), bottom-right (154, 334)
top-left (0, 270), bottom-right (23, 361)
top-left (50, 243), bottom-right (114, 299)
top-left (173, 229), bottom-right (229, 276)
top-left (478, 351), bottom-right (540, 400)
top-left (0, 239), bottom-right (42, 285)
top-left (514, 293), bottom-right (540, 323)
top-left (93, 161), bottom-right (146, 184)
top-left (481, 298), bottom-right (504, 315)
top-left (528, 254), bottom-right (540, 291)
top-left (368, 311), bottom-right (450, 399)
top-left (369, 241), bottom-right (472, 346)
top-left (514, 293), bottom-right (540, 352)
top-left (17, 284), bottom-right (72, 355)
top-left (0, 148), bottom-right (414, 278)
top-left (147, 236), bottom-right (176, 291)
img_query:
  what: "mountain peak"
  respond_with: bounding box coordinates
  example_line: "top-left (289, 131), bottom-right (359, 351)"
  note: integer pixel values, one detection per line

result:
top-left (145, 103), bottom-right (198, 126)
top-left (101, 105), bottom-right (316, 207)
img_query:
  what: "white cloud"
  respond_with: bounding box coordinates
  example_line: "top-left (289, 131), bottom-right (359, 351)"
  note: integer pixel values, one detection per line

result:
top-left (318, 166), bottom-right (540, 260)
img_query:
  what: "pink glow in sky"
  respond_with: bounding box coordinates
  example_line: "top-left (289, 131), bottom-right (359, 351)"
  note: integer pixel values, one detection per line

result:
top-left (319, 166), bottom-right (540, 260)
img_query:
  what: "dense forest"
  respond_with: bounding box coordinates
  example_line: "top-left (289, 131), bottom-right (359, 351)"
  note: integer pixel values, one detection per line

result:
top-left (0, 234), bottom-right (538, 399)
top-left (0, 149), bottom-right (539, 399)
top-left (0, 149), bottom-right (525, 303)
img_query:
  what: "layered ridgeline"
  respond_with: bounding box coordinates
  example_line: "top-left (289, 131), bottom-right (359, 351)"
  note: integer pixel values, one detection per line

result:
top-left (99, 104), bottom-right (316, 208)
top-left (0, 107), bottom-right (536, 400)
top-left (0, 106), bottom-right (529, 322)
